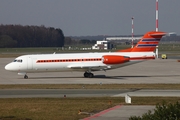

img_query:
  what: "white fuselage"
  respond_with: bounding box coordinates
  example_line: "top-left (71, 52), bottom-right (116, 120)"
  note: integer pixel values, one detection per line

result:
top-left (5, 51), bottom-right (155, 74)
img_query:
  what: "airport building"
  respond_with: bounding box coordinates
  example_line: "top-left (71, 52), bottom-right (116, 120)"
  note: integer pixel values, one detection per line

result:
top-left (92, 40), bottom-right (114, 50)
top-left (92, 37), bottom-right (141, 50)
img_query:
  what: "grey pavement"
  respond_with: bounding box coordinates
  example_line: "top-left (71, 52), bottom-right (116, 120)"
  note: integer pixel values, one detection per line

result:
top-left (83, 105), bottom-right (155, 120)
top-left (1, 89), bottom-right (180, 98)
top-left (1, 58), bottom-right (180, 84)
top-left (0, 89), bottom-right (129, 98)
top-left (114, 89), bottom-right (180, 97)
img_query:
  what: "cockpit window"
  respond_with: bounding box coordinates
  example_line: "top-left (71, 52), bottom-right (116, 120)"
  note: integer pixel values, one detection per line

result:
top-left (13, 59), bottom-right (22, 62)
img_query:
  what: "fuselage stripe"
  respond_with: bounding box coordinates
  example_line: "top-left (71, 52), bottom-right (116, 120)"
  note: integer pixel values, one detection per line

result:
top-left (36, 58), bottom-right (102, 63)
top-left (137, 44), bottom-right (157, 47)
top-left (130, 56), bottom-right (155, 60)
top-left (141, 38), bottom-right (160, 42)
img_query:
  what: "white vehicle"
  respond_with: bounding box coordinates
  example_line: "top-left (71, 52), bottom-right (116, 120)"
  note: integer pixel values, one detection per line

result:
top-left (5, 31), bottom-right (166, 79)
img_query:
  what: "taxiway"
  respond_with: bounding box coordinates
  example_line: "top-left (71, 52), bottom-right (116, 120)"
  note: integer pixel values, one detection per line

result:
top-left (0, 58), bottom-right (180, 84)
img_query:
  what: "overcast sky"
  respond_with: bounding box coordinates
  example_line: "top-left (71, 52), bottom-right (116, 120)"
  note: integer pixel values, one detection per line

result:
top-left (0, 0), bottom-right (180, 36)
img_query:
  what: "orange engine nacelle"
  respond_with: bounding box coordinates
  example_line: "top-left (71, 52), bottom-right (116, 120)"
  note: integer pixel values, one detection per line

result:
top-left (102, 55), bottom-right (130, 64)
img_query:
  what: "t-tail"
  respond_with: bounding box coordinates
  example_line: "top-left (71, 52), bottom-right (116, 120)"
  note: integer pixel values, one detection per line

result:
top-left (118, 31), bottom-right (166, 52)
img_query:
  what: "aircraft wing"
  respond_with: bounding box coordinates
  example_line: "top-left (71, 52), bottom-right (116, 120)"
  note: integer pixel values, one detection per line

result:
top-left (67, 63), bottom-right (107, 71)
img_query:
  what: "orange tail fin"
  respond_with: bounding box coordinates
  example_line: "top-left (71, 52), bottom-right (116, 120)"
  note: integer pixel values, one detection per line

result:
top-left (118, 31), bottom-right (166, 52)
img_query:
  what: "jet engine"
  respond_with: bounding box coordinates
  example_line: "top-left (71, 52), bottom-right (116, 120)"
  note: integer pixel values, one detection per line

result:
top-left (102, 55), bottom-right (130, 64)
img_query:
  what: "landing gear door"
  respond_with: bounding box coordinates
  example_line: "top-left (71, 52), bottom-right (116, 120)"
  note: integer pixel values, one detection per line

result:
top-left (27, 56), bottom-right (33, 70)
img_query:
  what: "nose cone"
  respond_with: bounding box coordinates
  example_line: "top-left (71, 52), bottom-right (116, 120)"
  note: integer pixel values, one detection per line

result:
top-left (5, 64), bottom-right (11, 71)
top-left (5, 63), bottom-right (16, 71)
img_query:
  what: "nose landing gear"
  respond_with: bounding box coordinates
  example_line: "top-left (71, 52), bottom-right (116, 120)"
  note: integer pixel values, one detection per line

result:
top-left (18, 73), bottom-right (28, 79)
top-left (24, 75), bottom-right (28, 79)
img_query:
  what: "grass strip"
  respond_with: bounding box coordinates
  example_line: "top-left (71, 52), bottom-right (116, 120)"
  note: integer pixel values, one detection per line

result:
top-left (0, 97), bottom-right (179, 120)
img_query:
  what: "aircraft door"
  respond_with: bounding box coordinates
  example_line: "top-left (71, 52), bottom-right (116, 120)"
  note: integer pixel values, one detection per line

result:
top-left (27, 56), bottom-right (33, 70)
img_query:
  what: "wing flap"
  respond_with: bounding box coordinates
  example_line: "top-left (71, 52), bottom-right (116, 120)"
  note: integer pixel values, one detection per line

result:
top-left (67, 63), bottom-right (107, 71)
top-left (68, 64), bottom-right (104, 69)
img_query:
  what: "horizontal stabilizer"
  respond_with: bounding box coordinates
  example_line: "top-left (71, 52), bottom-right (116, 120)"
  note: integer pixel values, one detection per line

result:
top-left (149, 32), bottom-right (167, 36)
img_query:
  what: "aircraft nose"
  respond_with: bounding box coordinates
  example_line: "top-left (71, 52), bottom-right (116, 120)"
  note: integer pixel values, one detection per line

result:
top-left (5, 63), bottom-right (14, 71)
top-left (5, 64), bottom-right (10, 70)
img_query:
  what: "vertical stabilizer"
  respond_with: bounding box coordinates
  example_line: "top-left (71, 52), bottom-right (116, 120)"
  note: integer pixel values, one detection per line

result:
top-left (118, 31), bottom-right (166, 52)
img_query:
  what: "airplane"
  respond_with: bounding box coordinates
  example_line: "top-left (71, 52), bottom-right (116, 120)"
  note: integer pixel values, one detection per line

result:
top-left (5, 31), bottom-right (166, 79)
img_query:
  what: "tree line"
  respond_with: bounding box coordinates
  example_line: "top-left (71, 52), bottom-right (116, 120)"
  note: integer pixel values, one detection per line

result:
top-left (64, 37), bottom-right (96, 46)
top-left (0, 24), bottom-right (64, 48)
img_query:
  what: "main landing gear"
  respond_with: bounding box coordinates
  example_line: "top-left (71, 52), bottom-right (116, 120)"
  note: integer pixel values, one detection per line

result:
top-left (24, 74), bottom-right (28, 79)
top-left (84, 72), bottom-right (94, 78)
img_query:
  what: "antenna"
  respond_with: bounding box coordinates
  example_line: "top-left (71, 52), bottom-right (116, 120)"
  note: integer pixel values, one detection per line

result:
top-left (131, 17), bottom-right (134, 48)
top-left (156, 0), bottom-right (159, 31)
top-left (155, 0), bottom-right (159, 59)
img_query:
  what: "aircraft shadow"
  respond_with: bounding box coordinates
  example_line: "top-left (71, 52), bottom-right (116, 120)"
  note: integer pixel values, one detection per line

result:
top-left (25, 74), bottom-right (180, 80)
top-left (97, 75), bottom-right (180, 79)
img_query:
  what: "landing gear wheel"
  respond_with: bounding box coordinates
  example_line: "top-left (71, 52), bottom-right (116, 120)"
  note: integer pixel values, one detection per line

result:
top-left (84, 72), bottom-right (89, 78)
top-left (24, 75), bottom-right (28, 79)
top-left (88, 73), bottom-right (94, 78)
top-left (83, 72), bottom-right (94, 78)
